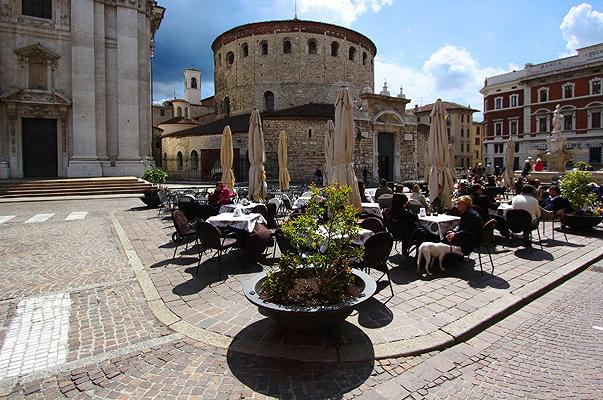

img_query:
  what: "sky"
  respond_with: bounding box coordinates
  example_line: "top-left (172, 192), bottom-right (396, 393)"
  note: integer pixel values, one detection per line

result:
top-left (152, 0), bottom-right (603, 120)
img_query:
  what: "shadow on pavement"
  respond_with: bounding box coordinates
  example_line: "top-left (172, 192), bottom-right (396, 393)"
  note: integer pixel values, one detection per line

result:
top-left (356, 297), bottom-right (393, 328)
top-left (226, 320), bottom-right (374, 399)
top-left (514, 248), bottom-right (554, 261)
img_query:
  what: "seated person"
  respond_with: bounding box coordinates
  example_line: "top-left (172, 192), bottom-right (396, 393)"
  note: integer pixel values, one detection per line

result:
top-left (358, 180), bottom-right (370, 203)
top-left (208, 181), bottom-right (236, 208)
top-left (511, 184), bottom-right (542, 222)
top-left (409, 184), bottom-right (430, 209)
top-left (444, 196), bottom-right (483, 255)
top-left (473, 194), bottom-right (508, 237)
top-left (541, 185), bottom-right (572, 215)
top-left (383, 193), bottom-right (422, 255)
top-left (374, 179), bottom-right (393, 200)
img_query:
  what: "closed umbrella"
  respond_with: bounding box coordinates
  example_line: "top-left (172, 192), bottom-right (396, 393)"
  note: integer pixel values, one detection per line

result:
top-left (220, 125), bottom-right (235, 189)
top-left (331, 87), bottom-right (361, 209)
top-left (248, 109), bottom-right (267, 201)
top-left (503, 137), bottom-right (515, 190)
top-left (277, 130), bottom-right (291, 191)
top-left (324, 119), bottom-right (335, 186)
top-left (427, 99), bottom-right (455, 209)
top-left (424, 141), bottom-right (431, 180)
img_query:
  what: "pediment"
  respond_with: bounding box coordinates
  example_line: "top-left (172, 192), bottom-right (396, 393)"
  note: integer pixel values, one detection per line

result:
top-left (14, 42), bottom-right (60, 60)
top-left (0, 88), bottom-right (71, 106)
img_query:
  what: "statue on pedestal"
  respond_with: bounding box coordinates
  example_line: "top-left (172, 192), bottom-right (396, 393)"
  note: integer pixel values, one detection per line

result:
top-left (541, 104), bottom-right (584, 172)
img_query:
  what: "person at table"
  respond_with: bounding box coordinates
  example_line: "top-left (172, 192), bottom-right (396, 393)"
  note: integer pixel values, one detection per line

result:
top-left (374, 179), bottom-right (392, 200)
top-left (511, 184), bottom-right (541, 222)
top-left (409, 184), bottom-right (430, 209)
top-left (473, 193), bottom-right (509, 238)
top-left (383, 193), bottom-right (421, 255)
top-left (208, 181), bottom-right (236, 209)
top-left (444, 196), bottom-right (483, 254)
top-left (358, 180), bottom-right (370, 203)
top-left (541, 185), bottom-right (573, 215)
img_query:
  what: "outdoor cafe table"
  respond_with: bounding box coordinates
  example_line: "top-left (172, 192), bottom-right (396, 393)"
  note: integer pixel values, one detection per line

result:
top-left (317, 226), bottom-right (374, 247)
top-left (219, 202), bottom-right (262, 214)
top-left (361, 202), bottom-right (383, 218)
top-left (418, 214), bottom-right (461, 240)
top-left (492, 203), bottom-right (513, 217)
top-left (206, 212), bottom-right (267, 233)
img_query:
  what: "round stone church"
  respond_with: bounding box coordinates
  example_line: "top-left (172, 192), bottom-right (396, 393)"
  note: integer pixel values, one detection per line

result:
top-left (159, 19), bottom-right (421, 185)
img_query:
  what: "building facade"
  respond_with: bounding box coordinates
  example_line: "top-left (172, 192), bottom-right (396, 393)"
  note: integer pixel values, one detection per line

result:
top-left (481, 43), bottom-right (603, 171)
top-left (160, 20), bottom-right (419, 185)
top-left (0, 0), bottom-right (164, 178)
top-left (412, 101), bottom-right (478, 168)
top-left (471, 121), bottom-right (484, 166)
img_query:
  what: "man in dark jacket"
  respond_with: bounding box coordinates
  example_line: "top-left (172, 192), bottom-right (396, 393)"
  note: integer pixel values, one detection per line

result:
top-left (445, 195), bottom-right (483, 254)
top-left (541, 185), bottom-right (573, 214)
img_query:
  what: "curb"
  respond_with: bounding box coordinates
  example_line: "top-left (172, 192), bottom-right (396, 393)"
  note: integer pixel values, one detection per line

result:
top-left (0, 193), bottom-right (143, 203)
top-left (111, 213), bottom-right (603, 362)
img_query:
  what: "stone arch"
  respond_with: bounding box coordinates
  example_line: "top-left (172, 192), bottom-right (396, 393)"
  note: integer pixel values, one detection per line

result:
top-left (372, 110), bottom-right (405, 126)
top-left (362, 52), bottom-right (367, 65)
top-left (226, 51), bottom-right (234, 65)
top-left (190, 150), bottom-right (199, 170)
top-left (241, 42), bottom-right (249, 57)
top-left (308, 39), bottom-right (317, 54)
top-left (283, 39), bottom-right (292, 54)
top-left (349, 46), bottom-right (356, 61)
top-left (176, 106), bottom-right (182, 117)
top-left (177, 151), bottom-right (183, 170)
top-left (264, 91), bottom-right (274, 112)
top-left (330, 41), bottom-right (339, 57)
top-left (260, 41), bottom-right (268, 56)
top-left (184, 107), bottom-right (189, 117)
top-left (190, 77), bottom-right (197, 89)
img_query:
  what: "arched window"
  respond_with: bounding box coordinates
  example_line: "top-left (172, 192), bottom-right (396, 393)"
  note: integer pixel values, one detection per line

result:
top-left (260, 41), bottom-right (268, 56)
top-left (190, 150), bottom-right (198, 171)
top-left (177, 152), bottom-right (183, 170)
top-left (163, 152), bottom-right (167, 167)
top-left (184, 107), bottom-right (189, 117)
top-left (349, 46), bottom-right (356, 61)
top-left (241, 42), bottom-right (249, 57)
top-left (362, 52), bottom-right (367, 65)
top-left (226, 51), bottom-right (234, 65)
top-left (224, 96), bottom-right (230, 115)
top-left (264, 91), bottom-right (274, 112)
top-left (190, 77), bottom-right (197, 89)
top-left (330, 41), bottom-right (338, 57)
top-left (176, 106), bottom-right (182, 117)
top-left (308, 39), bottom-right (317, 54)
top-left (283, 40), bottom-right (291, 54)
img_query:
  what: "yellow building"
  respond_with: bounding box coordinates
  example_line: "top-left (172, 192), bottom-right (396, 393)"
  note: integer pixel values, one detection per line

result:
top-left (471, 121), bottom-right (484, 167)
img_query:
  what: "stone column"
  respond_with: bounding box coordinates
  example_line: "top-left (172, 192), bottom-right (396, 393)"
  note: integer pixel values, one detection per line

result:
top-left (68, 0), bottom-right (102, 176)
top-left (0, 107), bottom-right (10, 178)
top-left (137, 10), bottom-right (152, 167)
top-left (104, 6), bottom-right (119, 168)
top-left (116, 5), bottom-right (141, 167)
top-left (94, 1), bottom-right (107, 162)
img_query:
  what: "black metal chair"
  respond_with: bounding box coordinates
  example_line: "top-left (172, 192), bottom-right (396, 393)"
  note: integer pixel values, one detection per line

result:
top-left (505, 209), bottom-right (542, 250)
top-left (195, 221), bottom-right (238, 274)
top-left (358, 231), bottom-right (394, 296)
top-left (377, 194), bottom-right (393, 209)
top-left (476, 219), bottom-right (496, 275)
top-left (170, 210), bottom-right (201, 262)
top-left (359, 217), bottom-right (385, 233)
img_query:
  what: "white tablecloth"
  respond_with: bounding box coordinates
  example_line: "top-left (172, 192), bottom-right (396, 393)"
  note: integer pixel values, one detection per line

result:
top-left (317, 227), bottom-right (374, 251)
top-left (206, 213), bottom-right (267, 233)
top-left (219, 202), bottom-right (262, 214)
top-left (492, 203), bottom-right (513, 217)
top-left (418, 215), bottom-right (460, 239)
top-left (292, 196), bottom-right (311, 209)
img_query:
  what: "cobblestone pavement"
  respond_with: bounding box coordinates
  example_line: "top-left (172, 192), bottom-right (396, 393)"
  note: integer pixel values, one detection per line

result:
top-left (117, 204), bottom-right (603, 355)
top-left (1, 197), bottom-right (602, 399)
top-left (360, 263), bottom-right (603, 399)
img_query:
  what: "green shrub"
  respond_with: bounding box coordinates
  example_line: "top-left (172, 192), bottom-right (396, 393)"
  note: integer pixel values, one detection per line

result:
top-left (261, 184), bottom-right (364, 306)
top-left (560, 169), bottom-right (596, 210)
top-left (573, 161), bottom-right (591, 171)
top-left (142, 168), bottom-right (168, 185)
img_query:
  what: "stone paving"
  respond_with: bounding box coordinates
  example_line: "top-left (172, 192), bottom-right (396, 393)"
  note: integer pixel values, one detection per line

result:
top-left (116, 204), bottom-right (603, 358)
top-left (0, 197), bottom-right (601, 399)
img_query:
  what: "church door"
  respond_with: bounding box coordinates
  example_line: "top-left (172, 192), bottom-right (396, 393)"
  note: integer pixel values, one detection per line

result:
top-left (22, 118), bottom-right (58, 177)
top-left (377, 132), bottom-right (394, 181)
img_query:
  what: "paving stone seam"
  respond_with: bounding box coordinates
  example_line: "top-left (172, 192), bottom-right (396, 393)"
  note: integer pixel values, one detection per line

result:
top-left (0, 332), bottom-right (183, 395)
top-left (111, 213), bottom-right (603, 362)
top-left (0, 278), bottom-right (138, 306)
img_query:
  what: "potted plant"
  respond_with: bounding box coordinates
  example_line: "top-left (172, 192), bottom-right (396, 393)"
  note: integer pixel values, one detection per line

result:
top-left (244, 184), bottom-right (377, 332)
top-left (141, 168), bottom-right (168, 208)
top-left (559, 169), bottom-right (602, 230)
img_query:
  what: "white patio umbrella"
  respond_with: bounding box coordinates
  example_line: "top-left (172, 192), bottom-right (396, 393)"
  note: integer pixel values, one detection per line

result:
top-left (277, 130), bottom-right (291, 191)
top-left (331, 87), bottom-right (361, 209)
top-left (427, 99), bottom-right (455, 209)
top-left (248, 110), bottom-right (267, 201)
top-left (503, 137), bottom-right (515, 190)
top-left (220, 125), bottom-right (235, 189)
top-left (324, 119), bottom-right (335, 186)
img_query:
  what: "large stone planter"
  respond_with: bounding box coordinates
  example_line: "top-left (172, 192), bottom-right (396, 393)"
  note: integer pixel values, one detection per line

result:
top-left (140, 191), bottom-right (161, 208)
top-left (560, 214), bottom-right (602, 230)
top-left (244, 269), bottom-right (377, 332)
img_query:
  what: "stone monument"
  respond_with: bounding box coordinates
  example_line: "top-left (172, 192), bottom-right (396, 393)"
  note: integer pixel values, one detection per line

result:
top-left (541, 104), bottom-right (584, 172)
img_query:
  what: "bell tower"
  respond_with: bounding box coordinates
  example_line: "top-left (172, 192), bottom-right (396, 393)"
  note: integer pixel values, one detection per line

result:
top-left (184, 68), bottom-right (201, 105)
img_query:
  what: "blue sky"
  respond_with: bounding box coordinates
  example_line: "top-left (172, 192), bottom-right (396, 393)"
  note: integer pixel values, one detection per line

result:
top-left (152, 0), bottom-right (603, 119)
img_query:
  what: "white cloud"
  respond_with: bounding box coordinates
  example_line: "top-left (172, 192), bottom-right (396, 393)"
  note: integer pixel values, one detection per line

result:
top-left (298, 0), bottom-right (393, 26)
top-left (560, 3), bottom-right (603, 52)
top-left (375, 46), bottom-right (515, 118)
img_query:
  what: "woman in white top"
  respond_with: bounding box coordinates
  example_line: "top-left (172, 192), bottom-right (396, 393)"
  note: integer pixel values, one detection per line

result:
top-left (409, 184), bottom-right (430, 209)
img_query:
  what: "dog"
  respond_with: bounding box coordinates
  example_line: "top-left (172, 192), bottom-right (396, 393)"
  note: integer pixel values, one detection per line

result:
top-left (417, 242), bottom-right (464, 275)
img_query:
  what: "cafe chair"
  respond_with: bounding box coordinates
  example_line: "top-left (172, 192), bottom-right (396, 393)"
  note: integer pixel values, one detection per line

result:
top-left (358, 231), bottom-right (394, 296)
top-left (158, 190), bottom-right (175, 217)
top-left (377, 194), bottom-right (393, 209)
top-left (408, 202), bottom-right (422, 215)
top-left (195, 221), bottom-right (238, 274)
top-left (476, 219), bottom-right (496, 275)
top-left (505, 209), bottom-right (543, 250)
top-left (359, 217), bottom-right (385, 233)
top-left (170, 210), bottom-right (201, 263)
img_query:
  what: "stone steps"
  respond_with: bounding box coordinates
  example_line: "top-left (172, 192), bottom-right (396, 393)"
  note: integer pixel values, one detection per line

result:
top-left (0, 177), bottom-right (153, 198)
